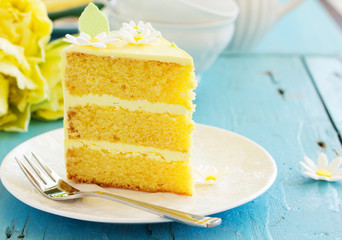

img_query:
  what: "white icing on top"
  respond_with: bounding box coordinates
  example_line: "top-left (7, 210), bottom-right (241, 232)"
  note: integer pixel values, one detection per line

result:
top-left (62, 37), bottom-right (193, 66)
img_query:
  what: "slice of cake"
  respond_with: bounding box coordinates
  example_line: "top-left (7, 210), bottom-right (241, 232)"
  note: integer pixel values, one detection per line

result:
top-left (61, 4), bottom-right (197, 195)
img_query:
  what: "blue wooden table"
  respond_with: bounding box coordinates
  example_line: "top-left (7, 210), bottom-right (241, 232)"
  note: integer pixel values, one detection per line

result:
top-left (1, 0), bottom-right (342, 239)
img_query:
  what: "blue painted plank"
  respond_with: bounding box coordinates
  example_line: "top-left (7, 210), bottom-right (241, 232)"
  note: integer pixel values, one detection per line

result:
top-left (193, 55), bottom-right (342, 239)
top-left (304, 56), bottom-right (342, 139)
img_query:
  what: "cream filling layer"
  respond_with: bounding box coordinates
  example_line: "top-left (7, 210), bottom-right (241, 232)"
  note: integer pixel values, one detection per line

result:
top-left (66, 139), bottom-right (189, 162)
top-left (65, 93), bottom-right (192, 116)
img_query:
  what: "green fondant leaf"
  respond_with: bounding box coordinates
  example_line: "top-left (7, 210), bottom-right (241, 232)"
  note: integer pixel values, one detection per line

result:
top-left (78, 3), bottom-right (109, 38)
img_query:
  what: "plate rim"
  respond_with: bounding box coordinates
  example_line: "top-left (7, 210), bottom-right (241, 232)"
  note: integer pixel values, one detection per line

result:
top-left (0, 123), bottom-right (277, 224)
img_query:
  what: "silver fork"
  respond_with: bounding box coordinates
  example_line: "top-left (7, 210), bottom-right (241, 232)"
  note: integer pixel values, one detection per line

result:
top-left (15, 152), bottom-right (221, 228)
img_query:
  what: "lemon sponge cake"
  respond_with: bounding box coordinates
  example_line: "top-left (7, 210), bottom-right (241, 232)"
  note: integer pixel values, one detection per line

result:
top-left (61, 6), bottom-right (197, 195)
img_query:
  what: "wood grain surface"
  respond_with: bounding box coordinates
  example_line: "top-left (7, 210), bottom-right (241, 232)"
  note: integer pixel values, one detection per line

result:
top-left (1, 0), bottom-right (342, 239)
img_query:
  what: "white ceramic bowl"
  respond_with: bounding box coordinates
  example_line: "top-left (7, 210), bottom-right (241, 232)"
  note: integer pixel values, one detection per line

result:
top-left (108, 12), bottom-right (236, 75)
top-left (227, 0), bottom-right (304, 50)
top-left (111, 0), bottom-right (239, 24)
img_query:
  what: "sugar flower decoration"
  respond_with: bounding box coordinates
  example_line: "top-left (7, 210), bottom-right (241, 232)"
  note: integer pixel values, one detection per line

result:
top-left (63, 32), bottom-right (119, 49)
top-left (117, 21), bottom-right (161, 44)
top-left (300, 153), bottom-right (342, 181)
top-left (63, 4), bottom-right (161, 48)
top-left (63, 3), bottom-right (119, 49)
top-left (194, 165), bottom-right (229, 185)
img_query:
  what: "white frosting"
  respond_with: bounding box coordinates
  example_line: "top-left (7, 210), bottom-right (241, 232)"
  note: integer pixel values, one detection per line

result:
top-left (66, 139), bottom-right (189, 162)
top-left (65, 93), bottom-right (192, 116)
top-left (62, 37), bottom-right (193, 66)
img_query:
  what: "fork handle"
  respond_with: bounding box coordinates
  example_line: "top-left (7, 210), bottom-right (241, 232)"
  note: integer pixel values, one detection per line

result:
top-left (85, 191), bottom-right (221, 227)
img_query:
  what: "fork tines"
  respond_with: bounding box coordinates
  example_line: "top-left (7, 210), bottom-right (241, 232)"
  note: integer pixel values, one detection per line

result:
top-left (15, 152), bottom-right (59, 192)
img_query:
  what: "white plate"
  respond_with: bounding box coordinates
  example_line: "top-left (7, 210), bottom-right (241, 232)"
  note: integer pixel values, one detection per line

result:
top-left (0, 124), bottom-right (277, 224)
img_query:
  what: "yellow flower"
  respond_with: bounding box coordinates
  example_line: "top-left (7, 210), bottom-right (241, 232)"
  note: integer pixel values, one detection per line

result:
top-left (0, 0), bottom-right (53, 131)
top-left (0, 0), bottom-right (52, 60)
top-left (33, 38), bottom-right (70, 120)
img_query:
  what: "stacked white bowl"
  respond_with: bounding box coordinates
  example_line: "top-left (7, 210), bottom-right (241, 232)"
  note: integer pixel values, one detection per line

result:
top-left (105, 0), bottom-right (239, 75)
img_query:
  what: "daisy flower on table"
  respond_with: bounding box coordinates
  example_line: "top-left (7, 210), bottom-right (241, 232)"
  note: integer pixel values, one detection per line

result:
top-left (117, 21), bottom-right (162, 45)
top-left (300, 153), bottom-right (342, 181)
top-left (63, 32), bottom-right (120, 49)
top-left (194, 164), bottom-right (229, 185)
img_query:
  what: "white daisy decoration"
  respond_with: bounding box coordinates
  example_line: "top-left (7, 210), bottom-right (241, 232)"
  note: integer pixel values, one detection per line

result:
top-left (194, 164), bottom-right (229, 185)
top-left (300, 153), bottom-right (342, 181)
top-left (63, 3), bottom-right (121, 49)
top-left (63, 32), bottom-right (120, 49)
top-left (117, 21), bottom-right (161, 45)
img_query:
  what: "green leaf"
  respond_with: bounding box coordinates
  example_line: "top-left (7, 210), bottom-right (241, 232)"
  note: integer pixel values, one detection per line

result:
top-left (78, 3), bottom-right (109, 38)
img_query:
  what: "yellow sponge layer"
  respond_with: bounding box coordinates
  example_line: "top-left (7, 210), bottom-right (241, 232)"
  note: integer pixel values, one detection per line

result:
top-left (64, 52), bottom-right (196, 109)
top-left (66, 146), bottom-right (194, 196)
top-left (67, 105), bottom-right (194, 153)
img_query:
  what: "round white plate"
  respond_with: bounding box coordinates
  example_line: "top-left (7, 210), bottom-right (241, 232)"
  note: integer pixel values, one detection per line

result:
top-left (0, 124), bottom-right (277, 224)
